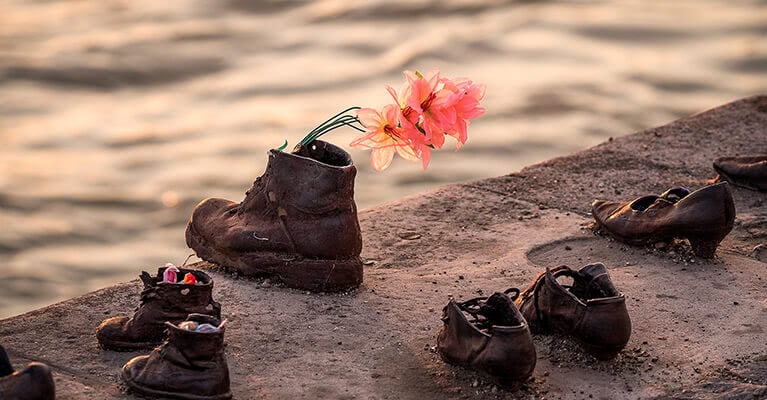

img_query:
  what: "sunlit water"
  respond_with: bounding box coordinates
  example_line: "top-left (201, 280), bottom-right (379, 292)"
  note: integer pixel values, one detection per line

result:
top-left (1, 0), bottom-right (765, 318)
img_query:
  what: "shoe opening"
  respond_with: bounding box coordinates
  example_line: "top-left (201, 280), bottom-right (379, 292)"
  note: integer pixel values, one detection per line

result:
top-left (568, 273), bottom-right (620, 301)
top-left (629, 195), bottom-right (660, 211)
top-left (293, 141), bottom-right (352, 167)
top-left (459, 292), bottom-right (524, 332)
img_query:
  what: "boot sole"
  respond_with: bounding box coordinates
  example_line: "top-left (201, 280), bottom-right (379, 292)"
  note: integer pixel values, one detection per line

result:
top-left (186, 223), bottom-right (363, 292)
top-left (98, 338), bottom-right (161, 352)
top-left (437, 350), bottom-right (533, 389)
top-left (122, 366), bottom-right (232, 400)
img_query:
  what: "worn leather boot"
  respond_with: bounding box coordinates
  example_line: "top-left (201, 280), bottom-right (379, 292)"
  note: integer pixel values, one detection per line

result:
top-left (186, 140), bottom-right (363, 292)
top-left (591, 182), bottom-right (736, 258)
top-left (516, 264), bottom-right (631, 360)
top-left (437, 290), bottom-right (536, 386)
top-left (122, 314), bottom-right (231, 400)
top-left (96, 266), bottom-right (221, 351)
top-left (714, 155), bottom-right (767, 191)
top-left (0, 345), bottom-right (55, 400)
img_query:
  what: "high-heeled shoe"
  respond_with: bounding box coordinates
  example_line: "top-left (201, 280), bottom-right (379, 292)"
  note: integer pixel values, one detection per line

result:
top-left (591, 182), bottom-right (735, 258)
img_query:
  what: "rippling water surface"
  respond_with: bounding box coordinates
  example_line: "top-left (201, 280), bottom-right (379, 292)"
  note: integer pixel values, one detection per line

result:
top-left (1, 0), bottom-right (765, 318)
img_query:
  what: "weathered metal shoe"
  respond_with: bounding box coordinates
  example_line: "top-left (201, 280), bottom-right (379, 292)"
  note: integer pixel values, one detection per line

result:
top-left (591, 182), bottom-right (736, 258)
top-left (437, 290), bottom-right (536, 386)
top-left (186, 140), bottom-right (363, 292)
top-left (0, 345), bottom-right (55, 400)
top-left (122, 314), bottom-right (231, 400)
top-left (96, 266), bottom-right (221, 351)
top-left (714, 155), bottom-right (767, 191)
top-left (516, 264), bottom-right (631, 360)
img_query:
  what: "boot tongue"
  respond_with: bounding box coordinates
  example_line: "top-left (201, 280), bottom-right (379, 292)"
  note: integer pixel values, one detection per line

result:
top-left (140, 271), bottom-right (156, 289)
top-left (478, 293), bottom-right (520, 327)
top-left (571, 263), bottom-right (619, 300)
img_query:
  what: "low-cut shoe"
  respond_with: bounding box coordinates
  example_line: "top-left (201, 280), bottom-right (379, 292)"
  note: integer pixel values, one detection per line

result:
top-left (437, 290), bottom-right (536, 386)
top-left (516, 264), bottom-right (631, 359)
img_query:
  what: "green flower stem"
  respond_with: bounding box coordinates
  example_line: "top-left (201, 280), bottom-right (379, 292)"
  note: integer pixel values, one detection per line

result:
top-left (279, 106), bottom-right (366, 150)
top-left (298, 106), bottom-right (364, 146)
top-left (307, 107), bottom-right (361, 137)
top-left (303, 116), bottom-right (365, 143)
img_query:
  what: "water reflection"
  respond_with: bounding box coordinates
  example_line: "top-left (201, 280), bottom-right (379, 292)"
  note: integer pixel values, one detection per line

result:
top-left (1, 0), bottom-right (765, 318)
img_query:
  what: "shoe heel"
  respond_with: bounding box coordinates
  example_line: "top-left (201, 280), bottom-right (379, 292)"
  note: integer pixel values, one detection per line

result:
top-left (688, 236), bottom-right (722, 258)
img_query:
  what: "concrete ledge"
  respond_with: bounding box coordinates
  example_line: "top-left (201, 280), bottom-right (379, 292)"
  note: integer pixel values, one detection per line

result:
top-left (1, 96), bottom-right (766, 399)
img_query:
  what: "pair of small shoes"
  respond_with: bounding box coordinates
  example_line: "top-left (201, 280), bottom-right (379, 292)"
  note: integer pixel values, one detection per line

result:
top-left (713, 155), bottom-right (767, 192)
top-left (0, 345), bottom-right (55, 400)
top-left (121, 314), bottom-right (232, 400)
top-left (96, 266), bottom-right (221, 351)
top-left (592, 182), bottom-right (735, 258)
top-left (437, 264), bottom-right (630, 386)
top-left (96, 266), bottom-right (230, 400)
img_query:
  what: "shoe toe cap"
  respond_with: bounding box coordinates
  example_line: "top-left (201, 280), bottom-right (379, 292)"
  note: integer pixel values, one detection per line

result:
top-left (190, 198), bottom-right (236, 229)
top-left (591, 200), bottom-right (620, 222)
top-left (121, 354), bottom-right (149, 383)
top-left (96, 316), bottom-right (130, 345)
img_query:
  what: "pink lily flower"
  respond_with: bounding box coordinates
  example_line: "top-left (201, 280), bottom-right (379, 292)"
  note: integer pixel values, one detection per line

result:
top-left (390, 69), bottom-right (454, 150)
top-left (345, 68), bottom-right (484, 171)
top-left (403, 69), bottom-right (457, 149)
top-left (440, 77), bottom-right (486, 149)
top-left (350, 105), bottom-right (419, 171)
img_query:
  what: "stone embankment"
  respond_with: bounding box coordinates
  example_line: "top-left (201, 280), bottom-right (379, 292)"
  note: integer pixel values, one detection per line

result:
top-left (1, 96), bottom-right (766, 399)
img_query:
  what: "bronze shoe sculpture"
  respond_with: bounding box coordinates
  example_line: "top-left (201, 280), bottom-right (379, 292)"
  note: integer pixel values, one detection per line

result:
top-left (0, 345), bottom-right (55, 400)
top-left (96, 266), bottom-right (221, 351)
top-left (186, 140), bottom-right (363, 292)
top-left (122, 314), bottom-right (231, 400)
top-left (516, 264), bottom-right (631, 360)
top-left (437, 290), bottom-right (536, 386)
top-left (591, 182), bottom-right (735, 258)
top-left (713, 155), bottom-right (767, 191)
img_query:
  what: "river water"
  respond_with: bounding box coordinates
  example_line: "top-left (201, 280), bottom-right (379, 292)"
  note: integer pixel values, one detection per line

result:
top-left (1, 0), bottom-right (765, 318)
